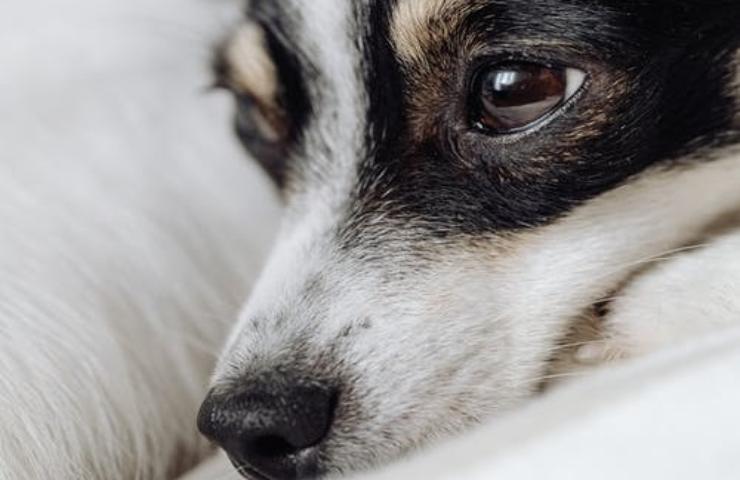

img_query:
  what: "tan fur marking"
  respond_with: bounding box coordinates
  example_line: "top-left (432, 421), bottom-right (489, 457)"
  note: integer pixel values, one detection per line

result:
top-left (225, 23), bottom-right (278, 108)
top-left (223, 23), bottom-right (290, 142)
top-left (390, 0), bottom-right (470, 66)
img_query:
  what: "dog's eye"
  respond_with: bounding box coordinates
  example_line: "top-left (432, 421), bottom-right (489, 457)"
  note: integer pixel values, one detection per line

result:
top-left (471, 63), bottom-right (585, 134)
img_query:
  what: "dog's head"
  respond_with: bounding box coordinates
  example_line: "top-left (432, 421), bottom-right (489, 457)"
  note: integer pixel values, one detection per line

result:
top-left (198, 1), bottom-right (740, 478)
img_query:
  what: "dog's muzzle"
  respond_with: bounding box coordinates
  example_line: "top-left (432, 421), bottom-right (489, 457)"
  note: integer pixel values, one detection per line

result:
top-left (197, 373), bottom-right (338, 480)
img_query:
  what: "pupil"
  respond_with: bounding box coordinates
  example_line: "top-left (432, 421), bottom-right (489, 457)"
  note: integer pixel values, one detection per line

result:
top-left (477, 63), bottom-right (566, 132)
top-left (488, 69), bottom-right (538, 105)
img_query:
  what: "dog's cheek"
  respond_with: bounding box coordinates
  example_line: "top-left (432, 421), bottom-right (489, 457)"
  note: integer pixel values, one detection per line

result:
top-left (319, 258), bottom-right (551, 457)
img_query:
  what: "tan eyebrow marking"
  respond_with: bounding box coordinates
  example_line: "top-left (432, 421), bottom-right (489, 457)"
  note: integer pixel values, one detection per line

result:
top-left (390, 0), bottom-right (474, 67)
top-left (223, 22), bottom-right (279, 108)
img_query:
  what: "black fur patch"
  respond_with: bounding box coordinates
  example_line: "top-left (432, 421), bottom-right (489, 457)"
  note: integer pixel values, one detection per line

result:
top-left (346, 0), bottom-right (740, 241)
top-left (238, 0), bottom-right (739, 243)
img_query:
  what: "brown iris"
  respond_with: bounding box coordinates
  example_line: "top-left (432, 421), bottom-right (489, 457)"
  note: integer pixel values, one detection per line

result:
top-left (472, 63), bottom-right (568, 133)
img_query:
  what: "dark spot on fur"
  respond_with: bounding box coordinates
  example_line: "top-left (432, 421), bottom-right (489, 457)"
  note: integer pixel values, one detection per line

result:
top-left (339, 325), bottom-right (354, 338)
top-left (593, 299), bottom-right (612, 319)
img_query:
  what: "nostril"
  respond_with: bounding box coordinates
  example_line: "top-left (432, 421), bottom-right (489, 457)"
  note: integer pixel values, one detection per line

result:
top-left (198, 379), bottom-right (339, 479)
top-left (249, 434), bottom-right (300, 459)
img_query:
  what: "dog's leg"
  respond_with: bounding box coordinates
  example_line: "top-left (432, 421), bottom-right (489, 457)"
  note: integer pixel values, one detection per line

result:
top-left (575, 228), bottom-right (740, 365)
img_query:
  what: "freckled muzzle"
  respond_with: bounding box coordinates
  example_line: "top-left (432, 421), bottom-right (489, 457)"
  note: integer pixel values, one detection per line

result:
top-left (197, 374), bottom-right (339, 480)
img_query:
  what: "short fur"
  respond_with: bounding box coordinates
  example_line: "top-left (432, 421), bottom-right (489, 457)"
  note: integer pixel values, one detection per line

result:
top-left (204, 0), bottom-right (740, 478)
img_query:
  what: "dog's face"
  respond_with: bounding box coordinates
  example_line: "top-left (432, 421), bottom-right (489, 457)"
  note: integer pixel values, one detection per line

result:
top-left (199, 1), bottom-right (740, 478)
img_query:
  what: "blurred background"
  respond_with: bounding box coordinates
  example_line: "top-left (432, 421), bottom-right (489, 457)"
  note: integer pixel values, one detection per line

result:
top-left (1, 0), bottom-right (279, 478)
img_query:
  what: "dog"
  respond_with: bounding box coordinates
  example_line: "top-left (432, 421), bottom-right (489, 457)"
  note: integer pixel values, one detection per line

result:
top-left (198, 1), bottom-right (740, 479)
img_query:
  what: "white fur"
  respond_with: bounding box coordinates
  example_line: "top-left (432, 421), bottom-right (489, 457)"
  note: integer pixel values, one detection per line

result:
top-left (0, 0), bottom-right (280, 478)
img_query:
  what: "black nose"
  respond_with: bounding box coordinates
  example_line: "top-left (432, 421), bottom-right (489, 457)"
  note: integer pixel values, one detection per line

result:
top-left (197, 376), bottom-right (337, 480)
